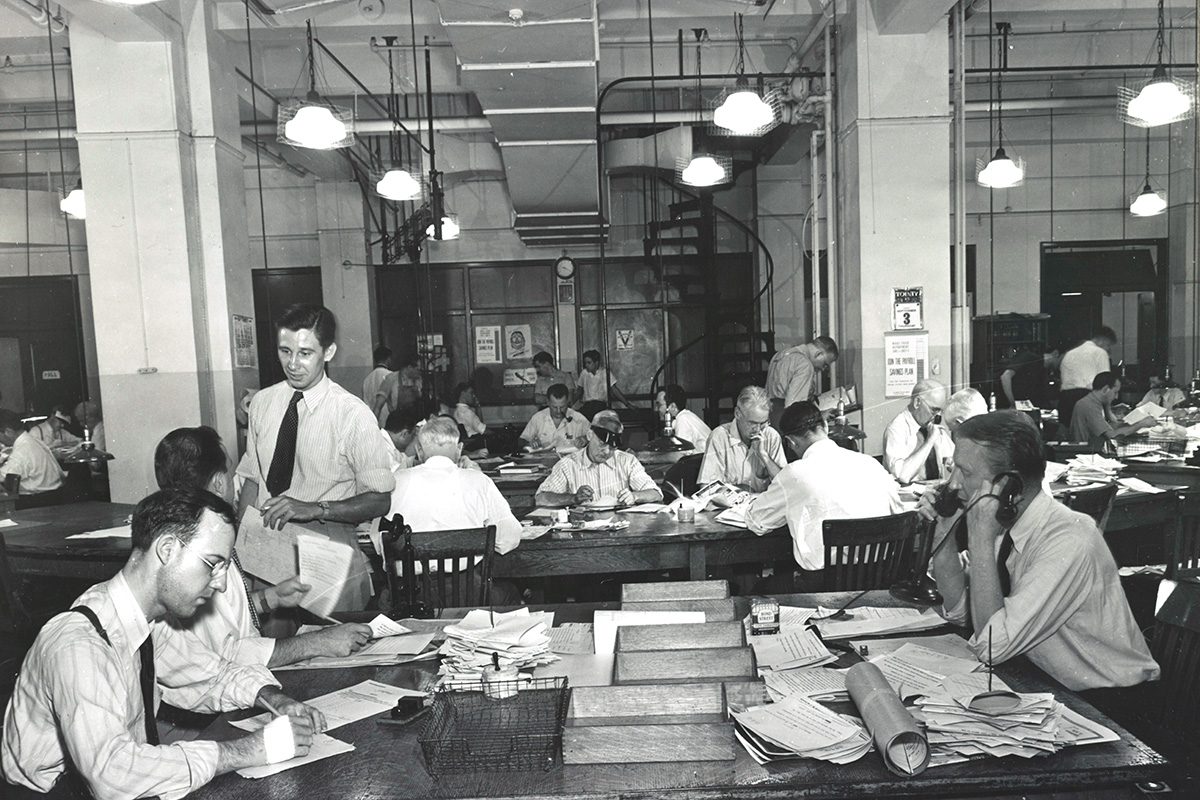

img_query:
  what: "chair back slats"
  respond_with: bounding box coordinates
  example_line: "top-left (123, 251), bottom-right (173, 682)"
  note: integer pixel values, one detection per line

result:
top-left (821, 511), bottom-right (921, 591)
top-left (1151, 580), bottom-right (1200, 730)
top-left (0, 532), bottom-right (33, 631)
top-left (1060, 483), bottom-right (1119, 531)
top-left (1165, 491), bottom-right (1200, 581)
top-left (379, 515), bottom-right (496, 614)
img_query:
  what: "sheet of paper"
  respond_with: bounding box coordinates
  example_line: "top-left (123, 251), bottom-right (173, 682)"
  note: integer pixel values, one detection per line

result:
top-left (65, 524), bottom-right (132, 539)
top-left (236, 734), bottom-right (355, 779)
top-left (848, 633), bottom-right (978, 662)
top-left (367, 614), bottom-right (413, 638)
top-left (296, 534), bottom-right (356, 619)
top-left (1124, 402), bottom-right (1165, 424)
top-left (592, 609), bottom-right (706, 654)
top-left (883, 642), bottom-right (982, 677)
top-left (0, 518), bottom-right (16, 528)
top-left (814, 606), bottom-right (946, 639)
top-left (233, 679), bottom-right (426, 733)
top-left (732, 694), bottom-right (861, 753)
top-left (621, 503), bottom-right (668, 513)
top-left (750, 628), bottom-right (833, 670)
top-left (762, 667), bottom-right (847, 700)
top-left (550, 622), bottom-right (594, 654)
top-left (536, 653), bottom-right (615, 687)
top-left (235, 507), bottom-right (327, 585)
top-left (1117, 476), bottom-right (1165, 494)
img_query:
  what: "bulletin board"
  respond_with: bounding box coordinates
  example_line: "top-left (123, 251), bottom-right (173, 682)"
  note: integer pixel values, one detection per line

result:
top-left (469, 311), bottom-right (556, 403)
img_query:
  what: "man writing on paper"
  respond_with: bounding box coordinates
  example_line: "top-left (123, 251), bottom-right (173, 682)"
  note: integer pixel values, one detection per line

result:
top-left (0, 409), bottom-right (66, 501)
top-left (518, 383), bottom-right (590, 452)
top-left (2, 488), bottom-right (326, 799)
top-left (1069, 372), bottom-right (1155, 443)
top-left (536, 410), bottom-right (662, 507)
top-left (698, 386), bottom-right (787, 493)
top-left (883, 379), bottom-right (953, 484)
top-left (236, 304), bottom-right (394, 611)
top-left (765, 336), bottom-right (839, 425)
top-left (156, 426), bottom-right (371, 673)
top-left (923, 411), bottom-right (1159, 690)
top-left (746, 402), bottom-right (902, 591)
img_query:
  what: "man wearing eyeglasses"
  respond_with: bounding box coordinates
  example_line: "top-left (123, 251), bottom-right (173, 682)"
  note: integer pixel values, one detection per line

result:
top-left (698, 386), bottom-right (787, 493)
top-left (3, 487), bottom-right (325, 799)
top-left (883, 379), bottom-right (953, 485)
top-left (535, 410), bottom-right (662, 507)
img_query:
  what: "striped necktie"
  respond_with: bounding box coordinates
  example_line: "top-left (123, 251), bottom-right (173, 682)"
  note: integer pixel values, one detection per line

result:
top-left (266, 391), bottom-right (303, 496)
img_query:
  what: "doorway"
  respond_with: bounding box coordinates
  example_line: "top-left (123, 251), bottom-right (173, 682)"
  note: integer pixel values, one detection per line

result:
top-left (251, 268), bottom-right (323, 388)
top-left (0, 277), bottom-right (88, 415)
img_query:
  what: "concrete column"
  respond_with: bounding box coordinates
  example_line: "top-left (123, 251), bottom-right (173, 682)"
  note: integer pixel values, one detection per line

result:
top-left (316, 180), bottom-right (375, 392)
top-left (837, 1), bottom-right (952, 453)
top-left (68, 2), bottom-right (255, 501)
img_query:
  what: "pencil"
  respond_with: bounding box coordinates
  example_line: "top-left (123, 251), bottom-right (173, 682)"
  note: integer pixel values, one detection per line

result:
top-left (260, 697), bottom-right (285, 718)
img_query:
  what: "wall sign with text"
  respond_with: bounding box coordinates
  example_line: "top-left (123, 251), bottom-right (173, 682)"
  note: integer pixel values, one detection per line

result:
top-left (892, 287), bottom-right (923, 330)
top-left (884, 332), bottom-right (929, 398)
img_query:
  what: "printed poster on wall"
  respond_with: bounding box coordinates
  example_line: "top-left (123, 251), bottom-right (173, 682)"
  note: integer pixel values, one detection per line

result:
top-left (233, 314), bottom-right (257, 369)
top-left (884, 332), bottom-right (929, 398)
top-left (505, 324), bottom-right (532, 361)
top-left (892, 287), bottom-right (923, 330)
top-left (503, 367), bottom-right (538, 387)
top-left (474, 325), bottom-right (502, 364)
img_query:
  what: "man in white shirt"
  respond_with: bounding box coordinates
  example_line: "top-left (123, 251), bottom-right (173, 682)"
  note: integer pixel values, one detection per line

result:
top-left (882, 379), bottom-right (952, 484)
top-left (746, 401), bottom-right (902, 591)
top-left (943, 388), bottom-right (988, 435)
top-left (1057, 327), bottom-right (1116, 429)
top-left (0, 409), bottom-right (66, 500)
top-left (579, 349), bottom-right (633, 409)
top-left (765, 336), bottom-right (839, 426)
top-left (536, 410), bottom-right (663, 507)
top-left (452, 382), bottom-right (487, 437)
top-left (655, 384), bottom-right (712, 453)
top-left (362, 345), bottom-right (393, 409)
top-left (533, 352), bottom-right (581, 408)
top-left (520, 383), bottom-right (589, 452)
top-left (698, 386), bottom-right (786, 493)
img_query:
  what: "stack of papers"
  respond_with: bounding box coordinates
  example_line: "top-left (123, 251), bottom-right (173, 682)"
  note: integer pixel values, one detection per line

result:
top-left (762, 667), bottom-right (847, 702)
top-left (732, 694), bottom-right (871, 765)
top-left (750, 628), bottom-right (836, 671)
top-left (278, 616), bottom-right (436, 671)
top-left (1064, 455), bottom-right (1124, 484)
top-left (438, 608), bottom-right (559, 681)
top-left (812, 606), bottom-right (946, 640)
top-left (866, 642), bottom-right (983, 700)
top-left (714, 502), bottom-right (751, 528)
top-left (911, 672), bottom-right (1118, 766)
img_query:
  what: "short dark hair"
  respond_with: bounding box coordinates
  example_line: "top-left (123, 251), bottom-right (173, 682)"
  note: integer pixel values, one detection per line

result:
top-left (384, 405), bottom-right (426, 433)
top-left (0, 409), bottom-right (23, 434)
top-left (547, 383), bottom-right (570, 402)
top-left (373, 345), bottom-right (392, 365)
top-left (582, 349), bottom-right (601, 363)
top-left (1092, 371), bottom-right (1118, 391)
top-left (131, 487), bottom-right (236, 553)
top-left (1093, 326), bottom-right (1118, 346)
top-left (155, 427), bottom-right (227, 491)
top-left (662, 384), bottom-right (687, 410)
top-left (779, 401), bottom-right (824, 437)
top-left (453, 382), bottom-right (474, 403)
top-left (532, 352), bottom-right (554, 366)
top-left (954, 410), bottom-right (1046, 484)
top-left (813, 336), bottom-right (839, 359)
top-left (277, 304), bottom-right (336, 348)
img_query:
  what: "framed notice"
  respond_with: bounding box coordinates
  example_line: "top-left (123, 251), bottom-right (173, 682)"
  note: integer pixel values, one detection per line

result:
top-left (233, 314), bottom-right (257, 369)
top-left (474, 325), bottom-right (502, 364)
top-left (505, 324), bottom-right (532, 361)
top-left (892, 287), bottom-right (923, 330)
top-left (884, 332), bottom-right (929, 398)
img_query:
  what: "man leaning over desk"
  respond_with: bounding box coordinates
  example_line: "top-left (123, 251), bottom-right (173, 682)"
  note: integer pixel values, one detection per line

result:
top-left (921, 410), bottom-right (1159, 691)
top-left (536, 410), bottom-right (662, 507)
top-left (2, 488), bottom-right (325, 800)
top-left (519, 383), bottom-right (589, 452)
top-left (236, 304), bottom-right (394, 611)
top-left (698, 385), bottom-right (786, 493)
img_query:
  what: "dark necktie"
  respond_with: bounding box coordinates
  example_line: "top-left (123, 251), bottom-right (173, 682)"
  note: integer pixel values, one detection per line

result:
top-left (266, 391), bottom-right (303, 497)
top-left (231, 549), bottom-right (260, 631)
top-left (997, 531), bottom-right (1015, 596)
top-left (922, 431), bottom-right (941, 480)
top-left (140, 634), bottom-right (159, 745)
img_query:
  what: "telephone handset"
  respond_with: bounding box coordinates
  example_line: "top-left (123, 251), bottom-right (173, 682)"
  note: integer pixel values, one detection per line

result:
top-left (993, 471), bottom-right (1024, 526)
top-left (932, 483), bottom-right (964, 517)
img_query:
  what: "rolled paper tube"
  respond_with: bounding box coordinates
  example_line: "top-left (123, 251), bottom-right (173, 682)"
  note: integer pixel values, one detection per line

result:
top-left (483, 666), bottom-right (520, 700)
top-left (845, 662), bottom-right (930, 777)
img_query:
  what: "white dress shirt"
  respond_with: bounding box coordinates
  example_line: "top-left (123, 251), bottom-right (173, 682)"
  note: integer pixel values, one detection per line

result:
top-left (697, 422), bottom-right (786, 493)
top-left (579, 367), bottom-right (617, 403)
top-left (454, 403), bottom-right (487, 437)
top-left (520, 408), bottom-right (589, 451)
top-left (1059, 340), bottom-right (1111, 392)
top-left (882, 408), bottom-right (953, 482)
top-left (745, 439), bottom-right (903, 570)
top-left (765, 345), bottom-right (817, 406)
top-left (362, 366), bottom-right (391, 407)
top-left (537, 449), bottom-right (662, 501)
top-left (671, 408), bottom-right (711, 453)
top-left (2, 431), bottom-right (66, 494)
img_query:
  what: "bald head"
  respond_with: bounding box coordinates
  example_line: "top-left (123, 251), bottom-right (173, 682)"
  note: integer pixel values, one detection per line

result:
top-left (910, 379), bottom-right (948, 426)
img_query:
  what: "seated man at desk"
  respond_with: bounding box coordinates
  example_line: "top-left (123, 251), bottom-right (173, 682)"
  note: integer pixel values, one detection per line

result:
top-left (925, 411), bottom-right (1160, 690)
top-left (29, 405), bottom-right (81, 452)
top-left (698, 386), bottom-right (787, 493)
top-left (0, 409), bottom-right (65, 498)
top-left (655, 384), bottom-right (712, 453)
top-left (943, 388), bottom-right (987, 434)
top-left (519, 383), bottom-right (589, 452)
top-left (1069, 372), bottom-right (1154, 442)
top-left (2, 487), bottom-right (325, 799)
top-left (746, 401), bottom-right (902, 590)
top-left (452, 382), bottom-right (487, 437)
top-left (883, 379), bottom-right (953, 484)
top-left (155, 426), bottom-right (372, 672)
top-left (535, 410), bottom-right (662, 507)
top-left (532, 352), bottom-right (581, 409)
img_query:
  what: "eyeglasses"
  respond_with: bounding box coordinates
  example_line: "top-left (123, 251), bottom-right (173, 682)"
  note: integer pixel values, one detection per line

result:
top-left (591, 426), bottom-right (621, 446)
top-left (174, 536), bottom-right (230, 579)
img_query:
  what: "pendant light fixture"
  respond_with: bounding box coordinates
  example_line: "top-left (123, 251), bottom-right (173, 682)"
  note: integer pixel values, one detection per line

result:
top-left (374, 45), bottom-right (423, 202)
top-left (712, 14), bottom-right (780, 137)
top-left (679, 29), bottom-right (731, 188)
top-left (976, 22), bottom-right (1025, 190)
top-left (1119, 0), bottom-right (1196, 128)
top-left (1130, 129), bottom-right (1167, 217)
top-left (60, 178), bottom-right (85, 219)
top-left (277, 20), bottom-right (354, 150)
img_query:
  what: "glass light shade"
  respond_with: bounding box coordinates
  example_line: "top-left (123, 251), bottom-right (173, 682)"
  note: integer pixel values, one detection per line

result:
top-left (1130, 184), bottom-right (1167, 217)
top-left (1127, 77), bottom-right (1192, 127)
top-left (376, 169), bottom-right (422, 201)
top-left (976, 148), bottom-right (1025, 189)
top-left (681, 155), bottom-right (727, 187)
top-left (425, 215), bottom-right (460, 241)
top-left (713, 90), bottom-right (776, 135)
top-left (285, 105), bottom-right (347, 149)
top-left (60, 188), bottom-right (85, 219)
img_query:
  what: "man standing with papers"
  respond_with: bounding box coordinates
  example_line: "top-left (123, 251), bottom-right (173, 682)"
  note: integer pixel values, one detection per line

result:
top-left (2, 488), bottom-right (325, 799)
top-left (923, 411), bottom-right (1159, 690)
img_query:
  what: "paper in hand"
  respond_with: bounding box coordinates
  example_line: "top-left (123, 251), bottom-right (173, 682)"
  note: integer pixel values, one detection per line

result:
top-left (296, 534), bottom-right (357, 620)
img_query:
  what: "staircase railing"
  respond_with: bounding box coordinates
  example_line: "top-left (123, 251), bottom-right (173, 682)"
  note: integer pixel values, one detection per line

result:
top-left (647, 175), bottom-right (775, 398)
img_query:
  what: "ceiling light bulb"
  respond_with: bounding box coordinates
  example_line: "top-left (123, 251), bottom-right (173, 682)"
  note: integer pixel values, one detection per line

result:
top-left (285, 103), bottom-right (347, 149)
top-left (376, 169), bottom-right (422, 201)
top-left (1127, 76), bottom-right (1192, 127)
top-left (426, 216), bottom-right (460, 241)
top-left (713, 90), bottom-right (775, 135)
top-left (1130, 185), bottom-right (1167, 216)
top-left (977, 148), bottom-right (1024, 189)
top-left (681, 155), bottom-right (726, 187)
top-left (60, 188), bottom-right (85, 219)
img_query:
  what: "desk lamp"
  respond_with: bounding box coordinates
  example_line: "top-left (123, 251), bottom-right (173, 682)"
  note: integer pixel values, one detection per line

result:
top-left (642, 410), bottom-right (695, 454)
top-left (62, 426), bottom-right (114, 465)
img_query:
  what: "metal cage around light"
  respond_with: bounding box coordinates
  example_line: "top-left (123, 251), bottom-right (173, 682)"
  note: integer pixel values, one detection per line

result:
top-left (676, 153), bottom-right (732, 188)
top-left (276, 94), bottom-right (355, 150)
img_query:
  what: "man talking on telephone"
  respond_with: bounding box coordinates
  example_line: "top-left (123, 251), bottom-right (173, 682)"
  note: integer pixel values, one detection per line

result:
top-left (919, 411), bottom-right (1158, 691)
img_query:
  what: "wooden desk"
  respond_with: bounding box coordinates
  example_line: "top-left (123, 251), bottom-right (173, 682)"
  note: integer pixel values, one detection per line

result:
top-left (188, 591), bottom-right (1166, 800)
top-left (2, 501), bottom-right (133, 581)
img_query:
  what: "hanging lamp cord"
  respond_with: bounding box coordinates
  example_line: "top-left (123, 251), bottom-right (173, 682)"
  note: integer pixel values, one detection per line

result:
top-left (306, 20), bottom-right (317, 94)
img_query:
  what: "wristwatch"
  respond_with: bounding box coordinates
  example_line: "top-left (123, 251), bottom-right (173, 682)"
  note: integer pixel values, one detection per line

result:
top-left (317, 500), bottom-right (330, 522)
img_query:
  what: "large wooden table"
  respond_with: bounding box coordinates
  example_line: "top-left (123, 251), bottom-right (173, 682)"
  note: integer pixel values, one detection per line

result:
top-left (187, 591), bottom-right (1167, 800)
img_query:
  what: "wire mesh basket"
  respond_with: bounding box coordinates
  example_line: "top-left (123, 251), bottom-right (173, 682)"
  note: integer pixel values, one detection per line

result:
top-left (418, 676), bottom-right (570, 777)
top-left (1118, 435), bottom-right (1189, 457)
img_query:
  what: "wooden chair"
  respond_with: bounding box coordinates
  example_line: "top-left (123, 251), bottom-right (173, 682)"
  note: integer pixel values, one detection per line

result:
top-left (1165, 490), bottom-right (1200, 582)
top-left (1148, 579), bottom-right (1200, 731)
top-left (1060, 482), bottom-right (1119, 531)
top-left (822, 510), bottom-right (921, 591)
top-left (2, 474), bottom-right (18, 497)
top-left (379, 514), bottom-right (496, 616)
top-left (662, 453), bottom-right (704, 501)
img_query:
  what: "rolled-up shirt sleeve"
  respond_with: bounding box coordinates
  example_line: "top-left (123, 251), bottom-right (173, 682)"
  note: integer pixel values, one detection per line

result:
top-left (745, 479), bottom-right (787, 535)
top-left (537, 461), bottom-right (572, 495)
top-left (623, 456), bottom-right (663, 499)
top-left (153, 623), bottom-right (278, 714)
top-left (345, 405), bottom-right (398, 495)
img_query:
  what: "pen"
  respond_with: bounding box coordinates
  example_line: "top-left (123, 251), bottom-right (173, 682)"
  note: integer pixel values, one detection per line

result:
top-left (260, 697), bottom-right (285, 718)
top-left (313, 611), bottom-right (340, 625)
